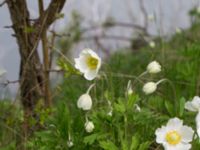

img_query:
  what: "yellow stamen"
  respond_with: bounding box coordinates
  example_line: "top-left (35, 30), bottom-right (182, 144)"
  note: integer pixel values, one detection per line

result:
top-left (165, 130), bottom-right (181, 145)
top-left (87, 56), bottom-right (98, 69)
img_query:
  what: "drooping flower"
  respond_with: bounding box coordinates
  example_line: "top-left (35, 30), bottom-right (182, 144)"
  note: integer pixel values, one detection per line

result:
top-left (147, 61), bottom-right (161, 74)
top-left (155, 118), bottom-right (194, 150)
top-left (185, 96), bottom-right (200, 112)
top-left (85, 121), bottom-right (95, 133)
top-left (77, 94), bottom-right (92, 111)
top-left (143, 82), bottom-right (157, 95)
top-left (75, 49), bottom-right (101, 80)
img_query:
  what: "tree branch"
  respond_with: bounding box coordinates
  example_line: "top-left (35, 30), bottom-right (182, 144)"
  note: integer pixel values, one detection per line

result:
top-left (34, 0), bottom-right (66, 30)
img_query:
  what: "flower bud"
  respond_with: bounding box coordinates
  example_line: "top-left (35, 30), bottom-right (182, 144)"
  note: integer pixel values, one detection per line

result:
top-left (77, 94), bottom-right (92, 111)
top-left (85, 121), bottom-right (94, 133)
top-left (143, 82), bottom-right (157, 95)
top-left (147, 61), bottom-right (161, 74)
top-left (149, 41), bottom-right (156, 48)
top-left (67, 140), bottom-right (74, 148)
top-left (148, 14), bottom-right (155, 22)
top-left (0, 68), bottom-right (6, 77)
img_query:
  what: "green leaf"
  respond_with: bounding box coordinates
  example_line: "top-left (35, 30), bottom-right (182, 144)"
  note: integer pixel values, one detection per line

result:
top-left (138, 141), bottom-right (151, 150)
top-left (99, 141), bottom-right (118, 150)
top-left (179, 97), bottom-right (185, 117)
top-left (114, 100), bottom-right (126, 114)
top-left (84, 133), bottom-right (98, 145)
top-left (130, 135), bottom-right (140, 150)
top-left (127, 94), bottom-right (139, 110)
top-left (165, 100), bottom-right (174, 116)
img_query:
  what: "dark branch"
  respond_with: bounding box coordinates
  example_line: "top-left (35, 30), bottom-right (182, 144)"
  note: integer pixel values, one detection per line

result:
top-left (34, 0), bottom-right (66, 30)
top-left (0, 0), bottom-right (6, 7)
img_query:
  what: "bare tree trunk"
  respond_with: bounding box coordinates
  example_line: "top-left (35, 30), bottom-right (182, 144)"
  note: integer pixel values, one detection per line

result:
top-left (6, 0), bottom-right (66, 148)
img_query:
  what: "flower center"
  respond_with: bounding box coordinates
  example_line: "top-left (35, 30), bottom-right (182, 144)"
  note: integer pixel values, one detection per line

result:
top-left (165, 130), bottom-right (182, 145)
top-left (87, 56), bottom-right (98, 69)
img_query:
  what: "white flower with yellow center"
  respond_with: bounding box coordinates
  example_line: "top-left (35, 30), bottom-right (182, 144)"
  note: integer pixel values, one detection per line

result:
top-left (75, 49), bottom-right (101, 80)
top-left (147, 61), bottom-right (161, 74)
top-left (155, 118), bottom-right (194, 150)
top-left (185, 96), bottom-right (200, 112)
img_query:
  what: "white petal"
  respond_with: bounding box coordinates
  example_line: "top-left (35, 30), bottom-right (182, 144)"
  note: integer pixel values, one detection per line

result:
top-left (166, 118), bottom-right (183, 129)
top-left (84, 69), bottom-right (98, 81)
top-left (155, 126), bottom-right (168, 144)
top-left (196, 112), bottom-right (200, 137)
top-left (164, 143), bottom-right (191, 150)
top-left (191, 96), bottom-right (200, 110)
top-left (179, 126), bottom-right (194, 142)
top-left (185, 101), bottom-right (198, 112)
top-left (74, 56), bottom-right (88, 73)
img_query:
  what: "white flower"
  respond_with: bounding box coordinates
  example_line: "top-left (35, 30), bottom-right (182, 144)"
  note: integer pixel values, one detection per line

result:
top-left (196, 112), bottom-right (200, 137)
top-left (143, 82), bottom-right (157, 95)
top-left (75, 49), bottom-right (101, 80)
top-left (77, 94), bottom-right (92, 111)
top-left (175, 27), bottom-right (182, 34)
top-left (149, 41), bottom-right (156, 48)
top-left (0, 68), bottom-right (6, 77)
top-left (148, 14), bottom-right (155, 22)
top-left (185, 96), bottom-right (200, 112)
top-left (85, 121), bottom-right (94, 133)
top-left (155, 118), bottom-right (194, 150)
top-left (197, 6), bottom-right (200, 14)
top-left (147, 61), bottom-right (161, 74)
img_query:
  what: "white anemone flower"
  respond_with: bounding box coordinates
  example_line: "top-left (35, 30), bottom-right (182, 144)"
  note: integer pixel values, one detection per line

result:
top-left (185, 96), bottom-right (200, 112)
top-left (0, 68), bottom-right (6, 77)
top-left (143, 82), bottom-right (157, 95)
top-left (155, 118), bottom-right (194, 150)
top-left (75, 49), bottom-right (101, 80)
top-left (77, 94), bottom-right (92, 111)
top-left (147, 61), bottom-right (161, 74)
top-left (85, 121), bottom-right (95, 133)
top-left (196, 112), bottom-right (200, 137)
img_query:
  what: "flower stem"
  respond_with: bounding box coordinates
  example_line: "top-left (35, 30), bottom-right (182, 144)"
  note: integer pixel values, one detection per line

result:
top-left (86, 83), bottom-right (95, 94)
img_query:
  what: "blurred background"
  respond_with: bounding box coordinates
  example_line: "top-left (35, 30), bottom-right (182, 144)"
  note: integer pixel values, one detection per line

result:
top-left (0, 0), bottom-right (200, 98)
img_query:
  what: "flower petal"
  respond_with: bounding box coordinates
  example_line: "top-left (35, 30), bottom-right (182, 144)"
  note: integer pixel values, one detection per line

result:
top-left (155, 126), bottom-right (168, 144)
top-left (164, 143), bottom-right (191, 150)
top-left (84, 69), bottom-right (98, 81)
top-left (179, 126), bottom-right (194, 143)
top-left (185, 101), bottom-right (198, 112)
top-left (166, 118), bottom-right (183, 129)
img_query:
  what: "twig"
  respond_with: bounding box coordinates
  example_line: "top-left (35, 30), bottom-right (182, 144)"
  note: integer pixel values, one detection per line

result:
top-left (81, 35), bottom-right (132, 41)
top-left (0, 80), bottom-right (19, 86)
top-left (0, 0), bottom-right (6, 7)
